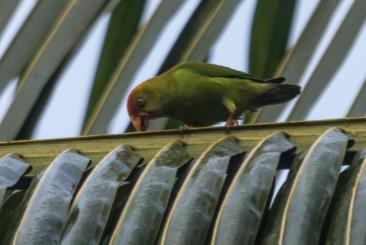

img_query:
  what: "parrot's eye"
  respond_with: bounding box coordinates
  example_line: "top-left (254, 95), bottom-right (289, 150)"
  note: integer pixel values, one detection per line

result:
top-left (137, 98), bottom-right (144, 107)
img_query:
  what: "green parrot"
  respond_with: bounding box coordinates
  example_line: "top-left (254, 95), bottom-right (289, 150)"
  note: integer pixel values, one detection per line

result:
top-left (127, 62), bottom-right (300, 131)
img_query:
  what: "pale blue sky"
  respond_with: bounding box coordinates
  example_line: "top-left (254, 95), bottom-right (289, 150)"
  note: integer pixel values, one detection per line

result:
top-left (0, 0), bottom-right (365, 139)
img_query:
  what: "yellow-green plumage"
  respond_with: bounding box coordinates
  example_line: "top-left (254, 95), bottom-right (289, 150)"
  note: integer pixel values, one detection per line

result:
top-left (128, 62), bottom-right (300, 127)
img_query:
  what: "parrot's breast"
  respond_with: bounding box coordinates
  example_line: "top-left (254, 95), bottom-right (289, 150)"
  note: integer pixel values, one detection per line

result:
top-left (166, 84), bottom-right (233, 126)
top-left (173, 101), bottom-right (230, 126)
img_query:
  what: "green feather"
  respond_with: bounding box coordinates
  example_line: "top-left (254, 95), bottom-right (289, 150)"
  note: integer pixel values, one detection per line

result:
top-left (172, 61), bottom-right (257, 80)
top-left (134, 62), bottom-right (300, 126)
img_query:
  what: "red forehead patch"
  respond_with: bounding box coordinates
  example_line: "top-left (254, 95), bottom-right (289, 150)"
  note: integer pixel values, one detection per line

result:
top-left (127, 91), bottom-right (138, 118)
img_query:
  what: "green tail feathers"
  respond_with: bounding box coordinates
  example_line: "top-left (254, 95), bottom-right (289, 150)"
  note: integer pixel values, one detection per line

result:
top-left (257, 84), bottom-right (301, 106)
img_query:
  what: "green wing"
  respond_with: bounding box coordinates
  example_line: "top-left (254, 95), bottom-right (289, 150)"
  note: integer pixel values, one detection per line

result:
top-left (173, 61), bottom-right (284, 83)
top-left (175, 61), bottom-right (255, 79)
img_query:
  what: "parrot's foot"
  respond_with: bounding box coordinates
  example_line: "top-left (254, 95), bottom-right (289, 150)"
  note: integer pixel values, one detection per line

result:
top-left (225, 115), bottom-right (238, 134)
top-left (179, 124), bottom-right (190, 136)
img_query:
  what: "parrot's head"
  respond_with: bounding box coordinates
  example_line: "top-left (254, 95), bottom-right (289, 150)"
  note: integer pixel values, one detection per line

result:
top-left (127, 81), bottom-right (164, 131)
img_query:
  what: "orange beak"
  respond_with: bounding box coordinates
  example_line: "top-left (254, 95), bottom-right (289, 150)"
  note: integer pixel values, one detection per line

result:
top-left (131, 113), bottom-right (150, 131)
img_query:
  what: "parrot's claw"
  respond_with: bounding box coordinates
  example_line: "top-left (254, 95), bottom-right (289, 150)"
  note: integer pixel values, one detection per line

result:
top-left (179, 124), bottom-right (190, 137)
top-left (224, 116), bottom-right (238, 134)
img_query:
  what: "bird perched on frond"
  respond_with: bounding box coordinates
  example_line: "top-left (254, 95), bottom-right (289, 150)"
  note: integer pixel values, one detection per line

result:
top-left (127, 62), bottom-right (301, 131)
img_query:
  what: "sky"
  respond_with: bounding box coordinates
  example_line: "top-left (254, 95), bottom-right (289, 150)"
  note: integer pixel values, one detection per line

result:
top-left (0, 0), bottom-right (365, 139)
